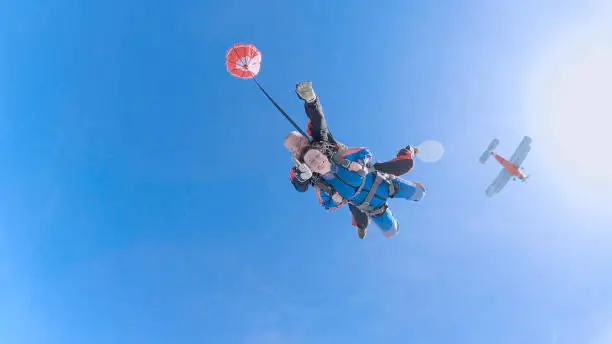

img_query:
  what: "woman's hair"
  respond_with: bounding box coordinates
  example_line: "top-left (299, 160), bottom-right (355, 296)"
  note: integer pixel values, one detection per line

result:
top-left (297, 145), bottom-right (316, 163)
top-left (298, 142), bottom-right (334, 163)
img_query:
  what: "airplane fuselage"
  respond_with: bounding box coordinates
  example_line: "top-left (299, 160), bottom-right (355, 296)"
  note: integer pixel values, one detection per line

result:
top-left (491, 152), bottom-right (527, 180)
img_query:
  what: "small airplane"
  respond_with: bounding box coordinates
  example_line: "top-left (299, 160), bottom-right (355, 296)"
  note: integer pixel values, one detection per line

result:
top-left (479, 136), bottom-right (532, 197)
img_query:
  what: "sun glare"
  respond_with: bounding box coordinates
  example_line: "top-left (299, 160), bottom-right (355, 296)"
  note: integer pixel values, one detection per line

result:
top-left (417, 140), bottom-right (445, 163)
top-left (525, 11), bottom-right (612, 207)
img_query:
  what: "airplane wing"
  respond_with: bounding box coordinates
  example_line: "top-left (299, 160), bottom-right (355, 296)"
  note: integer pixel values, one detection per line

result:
top-left (509, 136), bottom-right (532, 166)
top-left (512, 145), bottom-right (531, 167)
top-left (485, 168), bottom-right (512, 197)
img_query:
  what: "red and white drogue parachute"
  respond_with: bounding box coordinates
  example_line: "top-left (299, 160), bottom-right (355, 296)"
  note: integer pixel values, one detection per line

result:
top-left (225, 43), bottom-right (308, 137)
top-left (225, 43), bottom-right (262, 79)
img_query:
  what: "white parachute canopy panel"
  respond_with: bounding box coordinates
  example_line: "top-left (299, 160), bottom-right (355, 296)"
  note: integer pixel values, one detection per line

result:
top-left (417, 140), bottom-right (445, 163)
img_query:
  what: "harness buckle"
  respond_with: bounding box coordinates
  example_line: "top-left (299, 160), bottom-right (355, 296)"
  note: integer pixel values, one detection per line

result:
top-left (367, 203), bottom-right (388, 217)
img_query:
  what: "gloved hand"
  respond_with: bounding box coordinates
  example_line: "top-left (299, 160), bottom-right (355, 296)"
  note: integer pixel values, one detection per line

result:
top-left (397, 145), bottom-right (419, 158)
top-left (296, 81), bottom-right (317, 103)
top-left (332, 192), bottom-right (344, 204)
top-left (296, 163), bottom-right (313, 181)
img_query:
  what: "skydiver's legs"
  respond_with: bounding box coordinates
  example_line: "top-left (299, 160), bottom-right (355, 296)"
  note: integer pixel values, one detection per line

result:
top-left (349, 203), bottom-right (370, 239)
top-left (370, 208), bottom-right (400, 238)
top-left (389, 177), bottom-right (426, 201)
top-left (372, 146), bottom-right (417, 176)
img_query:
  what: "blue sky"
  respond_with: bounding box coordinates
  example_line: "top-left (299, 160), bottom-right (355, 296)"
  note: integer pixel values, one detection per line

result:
top-left (2, 0), bottom-right (612, 343)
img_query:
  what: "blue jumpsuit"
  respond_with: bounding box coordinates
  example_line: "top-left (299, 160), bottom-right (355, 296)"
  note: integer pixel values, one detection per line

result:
top-left (316, 147), bottom-right (426, 238)
top-left (288, 97), bottom-right (418, 233)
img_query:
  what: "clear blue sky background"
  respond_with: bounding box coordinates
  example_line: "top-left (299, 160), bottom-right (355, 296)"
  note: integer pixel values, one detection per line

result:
top-left (2, 0), bottom-right (612, 343)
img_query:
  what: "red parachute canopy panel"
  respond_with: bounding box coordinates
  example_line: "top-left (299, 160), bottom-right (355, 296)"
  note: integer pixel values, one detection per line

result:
top-left (226, 43), bottom-right (261, 79)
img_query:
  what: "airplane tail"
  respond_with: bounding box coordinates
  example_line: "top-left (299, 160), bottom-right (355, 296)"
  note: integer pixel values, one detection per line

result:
top-left (479, 138), bottom-right (499, 164)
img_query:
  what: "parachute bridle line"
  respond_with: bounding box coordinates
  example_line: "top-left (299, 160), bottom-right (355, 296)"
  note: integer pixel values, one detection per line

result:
top-left (227, 44), bottom-right (310, 140)
top-left (251, 76), bottom-right (310, 140)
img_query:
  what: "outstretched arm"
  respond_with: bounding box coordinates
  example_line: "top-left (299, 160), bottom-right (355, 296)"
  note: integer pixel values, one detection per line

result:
top-left (373, 146), bottom-right (416, 176)
top-left (290, 166), bottom-right (310, 192)
top-left (304, 98), bottom-right (337, 144)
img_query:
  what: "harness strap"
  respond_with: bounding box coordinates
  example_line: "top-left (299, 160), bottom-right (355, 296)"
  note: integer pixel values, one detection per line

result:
top-left (359, 173), bottom-right (385, 208)
top-left (326, 147), bottom-right (397, 215)
top-left (332, 171), bottom-right (368, 200)
top-left (351, 176), bottom-right (368, 199)
top-left (388, 180), bottom-right (397, 197)
top-left (366, 203), bottom-right (388, 217)
top-left (331, 147), bottom-right (350, 168)
top-left (311, 174), bottom-right (335, 196)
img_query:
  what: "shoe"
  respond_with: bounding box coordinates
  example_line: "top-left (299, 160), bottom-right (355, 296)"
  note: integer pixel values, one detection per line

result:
top-left (357, 227), bottom-right (367, 239)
